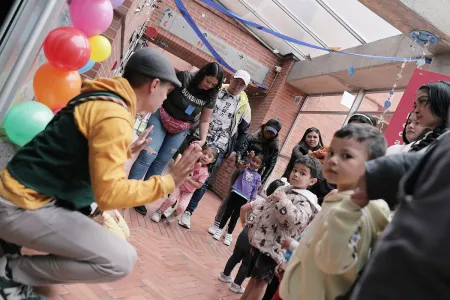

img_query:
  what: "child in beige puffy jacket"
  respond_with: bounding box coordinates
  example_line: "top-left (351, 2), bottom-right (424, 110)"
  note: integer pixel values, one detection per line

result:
top-left (280, 124), bottom-right (390, 300)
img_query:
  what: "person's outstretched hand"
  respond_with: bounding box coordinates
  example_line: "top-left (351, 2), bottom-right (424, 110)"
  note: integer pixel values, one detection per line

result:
top-left (130, 125), bottom-right (153, 155)
top-left (170, 144), bottom-right (202, 187)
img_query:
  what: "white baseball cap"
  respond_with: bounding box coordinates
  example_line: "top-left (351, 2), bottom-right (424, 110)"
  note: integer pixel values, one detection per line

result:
top-left (233, 70), bottom-right (251, 86)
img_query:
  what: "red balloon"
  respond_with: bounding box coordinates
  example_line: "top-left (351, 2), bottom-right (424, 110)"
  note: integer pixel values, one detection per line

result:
top-left (43, 26), bottom-right (91, 71)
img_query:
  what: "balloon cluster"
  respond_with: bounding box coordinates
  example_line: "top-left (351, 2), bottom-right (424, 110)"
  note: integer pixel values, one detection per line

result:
top-left (3, 0), bottom-right (123, 146)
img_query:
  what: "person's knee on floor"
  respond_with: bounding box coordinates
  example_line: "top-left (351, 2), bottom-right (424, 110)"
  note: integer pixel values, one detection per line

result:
top-left (88, 241), bottom-right (138, 281)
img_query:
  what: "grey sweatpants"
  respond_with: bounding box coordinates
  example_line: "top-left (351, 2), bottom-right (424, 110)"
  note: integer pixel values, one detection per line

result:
top-left (0, 198), bottom-right (137, 286)
top-left (214, 169), bottom-right (241, 225)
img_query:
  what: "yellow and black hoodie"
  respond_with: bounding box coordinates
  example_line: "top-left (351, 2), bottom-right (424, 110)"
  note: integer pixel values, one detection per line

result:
top-left (0, 77), bottom-right (174, 211)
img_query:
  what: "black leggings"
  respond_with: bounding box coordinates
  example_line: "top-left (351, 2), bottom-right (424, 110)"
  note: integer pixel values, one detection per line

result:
top-left (223, 227), bottom-right (251, 285)
top-left (219, 192), bottom-right (247, 234)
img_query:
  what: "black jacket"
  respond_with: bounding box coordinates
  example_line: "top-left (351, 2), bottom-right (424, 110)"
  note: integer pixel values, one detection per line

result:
top-left (236, 132), bottom-right (280, 184)
top-left (351, 132), bottom-right (450, 300)
top-left (282, 143), bottom-right (310, 179)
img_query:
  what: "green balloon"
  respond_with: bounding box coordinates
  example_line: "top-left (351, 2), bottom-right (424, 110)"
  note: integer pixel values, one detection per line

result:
top-left (3, 101), bottom-right (54, 146)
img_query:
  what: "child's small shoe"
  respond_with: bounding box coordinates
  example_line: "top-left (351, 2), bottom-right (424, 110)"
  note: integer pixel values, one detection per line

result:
top-left (218, 272), bottom-right (233, 283)
top-left (230, 283), bottom-right (245, 294)
top-left (223, 233), bottom-right (233, 246)
top-left (208, 224), bottom-right (218, 235)
top-left (213, 229), bottom-right (223, 240)
top-left (151, 209), bottom-right (162, 223)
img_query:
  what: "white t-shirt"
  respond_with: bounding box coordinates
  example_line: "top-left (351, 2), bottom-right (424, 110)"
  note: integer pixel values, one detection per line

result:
top-left (195, 89), bottom-right (240, 152)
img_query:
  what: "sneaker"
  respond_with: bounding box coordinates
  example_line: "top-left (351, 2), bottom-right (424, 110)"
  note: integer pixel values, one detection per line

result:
top-left (150, 209), bottom-right (162, 223)
top-left (178, 211), bottom-right (191, 229)
top-left (134, 206), bottom-right (147, 216)
top-left (163, 205), bottom-right (174, 218)
top-left (208, 224), bottom-right (218, 235)
top-left (213, 229), bottom-right (223, 240)
top-left (218, 272), bottom-right (233, 283)
top-left (223, 233), bottom-right (233, 246)
top-left (0, 277), bottom-right (46, 299)
top-left (230, 282), bottom-right (245, 294)
top-left (0, 256), bottom-right (45, 299)
top-left (0, 239), bottom-right (21, 256)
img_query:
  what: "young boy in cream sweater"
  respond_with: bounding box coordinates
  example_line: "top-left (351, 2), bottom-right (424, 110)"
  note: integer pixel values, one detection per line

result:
top-left (280, 124), bottom-right (390, 300)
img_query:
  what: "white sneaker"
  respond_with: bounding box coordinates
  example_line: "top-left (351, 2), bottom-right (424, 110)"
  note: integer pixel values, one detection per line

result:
top-left (218, 272), bottom-right (233, 283)
top-left (223, 233), bottom-right (233, 246)
top-left (213, 229), bottom-right (223, 240)
top-left (208, 224), bottom-right (219, 235)
top-left (151, 209), bottom-right (162, 223)
top-left (178, 211), bottom-right (191, 229)
top-left (230, 283), bottom-right (245, 294)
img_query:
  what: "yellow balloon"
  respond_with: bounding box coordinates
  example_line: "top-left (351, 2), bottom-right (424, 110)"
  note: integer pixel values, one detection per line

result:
top-left (89, 35), bottom-right (111, 62)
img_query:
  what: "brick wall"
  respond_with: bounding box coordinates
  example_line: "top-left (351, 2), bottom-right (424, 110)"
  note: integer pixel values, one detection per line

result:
top-left (84, 0), bottom-right (152, 79)
top-left (148, 0), bottom-right (282, 87)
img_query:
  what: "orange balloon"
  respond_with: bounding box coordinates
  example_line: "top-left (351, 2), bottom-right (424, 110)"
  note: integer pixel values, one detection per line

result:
top-left (33, 63), bottom-right (82, 110)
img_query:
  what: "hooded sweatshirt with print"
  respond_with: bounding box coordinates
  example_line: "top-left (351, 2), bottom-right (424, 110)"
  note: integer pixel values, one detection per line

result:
top-left (279, 191), bottom-right (390, 300)
top-left (247, 185), bottom-right (321, 264)
top-left (0, 77), bottom-right (175, 211)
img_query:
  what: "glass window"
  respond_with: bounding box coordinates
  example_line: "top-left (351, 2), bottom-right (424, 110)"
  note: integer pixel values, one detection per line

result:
top-left (357, 91), bottom-right (403, 133)
top-left (0, 1), bottom-right (68, 142)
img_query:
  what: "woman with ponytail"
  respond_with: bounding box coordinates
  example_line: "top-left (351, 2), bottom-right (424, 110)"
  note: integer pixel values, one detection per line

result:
top-left (410, 81), bottom-right (450, 152)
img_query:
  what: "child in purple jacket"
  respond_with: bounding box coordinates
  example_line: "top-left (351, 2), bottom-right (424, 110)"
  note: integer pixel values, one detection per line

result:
top-left (213, 152), bottom-right (263, 246)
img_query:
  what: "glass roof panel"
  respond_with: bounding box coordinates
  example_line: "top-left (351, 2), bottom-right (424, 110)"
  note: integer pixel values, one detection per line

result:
top-left (322, 0), bottom-right (401, 42)
top-left (216, 0), bottom-right (401, 59)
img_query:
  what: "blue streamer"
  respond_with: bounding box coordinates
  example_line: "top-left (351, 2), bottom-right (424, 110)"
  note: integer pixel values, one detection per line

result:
top-left (199, 0), bottom-right (419, 63)
top-left (174, 0), bottom-right (236, 72)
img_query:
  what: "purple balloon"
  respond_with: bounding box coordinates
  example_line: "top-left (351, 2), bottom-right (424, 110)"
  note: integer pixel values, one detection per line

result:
top-left (70, 0), bottom-right (113, 38)
top-left (110, 0), bottom-right (125, 8)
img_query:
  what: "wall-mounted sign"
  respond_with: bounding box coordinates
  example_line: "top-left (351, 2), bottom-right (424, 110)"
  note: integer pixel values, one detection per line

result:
top-left (159, 11), bottom-right (269, 84)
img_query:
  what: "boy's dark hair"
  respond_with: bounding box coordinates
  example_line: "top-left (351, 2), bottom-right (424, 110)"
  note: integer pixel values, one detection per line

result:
top-left (334, 124), bottom-right (387, 160)
top-left (266, 179), bottom-right (285, 196)
top-left (293, 155), bottom-right (322, 179)
top-left (122, 70), bottom-right (169, 89)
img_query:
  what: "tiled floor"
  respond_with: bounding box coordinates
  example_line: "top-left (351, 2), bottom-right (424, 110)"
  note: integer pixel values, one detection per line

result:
top-left (41, 191), bottom-right (246, 300)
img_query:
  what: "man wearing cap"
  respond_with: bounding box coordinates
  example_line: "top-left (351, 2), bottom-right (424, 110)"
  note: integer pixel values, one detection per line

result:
top-left (207, 118), bottom-right (282, 235)
top-left (178, 70), bottom-right (252, 229)
top-left (0, 48), bottom-right (202, 298)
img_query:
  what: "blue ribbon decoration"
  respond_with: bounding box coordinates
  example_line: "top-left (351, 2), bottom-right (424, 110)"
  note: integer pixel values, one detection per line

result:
top-left (197, 0), bottom-right (420, 63)
top-left (174, 0), bottom-right (236, 72)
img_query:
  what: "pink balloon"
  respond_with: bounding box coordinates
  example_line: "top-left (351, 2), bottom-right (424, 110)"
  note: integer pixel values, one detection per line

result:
top-left (110, 0), bottom-right (125, 8)
top-left (70, 0), bottom-right (113, 38)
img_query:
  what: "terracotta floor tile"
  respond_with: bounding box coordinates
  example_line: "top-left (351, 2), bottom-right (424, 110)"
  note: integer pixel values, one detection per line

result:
top-left (39, 191), bottom-right (247, 299)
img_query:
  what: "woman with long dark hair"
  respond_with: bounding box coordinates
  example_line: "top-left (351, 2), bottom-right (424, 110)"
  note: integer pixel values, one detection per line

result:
top-left (386, 112), bottom-right (430, 155)
top-left (409, 81), bottom-right (450, 152)
top-left (283, 127), bottom-right (324, 178)
top-left (130, 62), bottom-right (224, 215)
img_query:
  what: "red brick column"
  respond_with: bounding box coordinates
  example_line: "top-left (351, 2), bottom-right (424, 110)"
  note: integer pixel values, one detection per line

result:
top-left (83, 0), bottom-right (152, 79)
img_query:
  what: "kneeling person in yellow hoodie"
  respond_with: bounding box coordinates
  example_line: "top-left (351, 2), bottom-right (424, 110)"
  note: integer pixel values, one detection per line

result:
top-left (280, 124), bottom-right (390, 300)
top-left (0, 48), bottom-right (202, 299)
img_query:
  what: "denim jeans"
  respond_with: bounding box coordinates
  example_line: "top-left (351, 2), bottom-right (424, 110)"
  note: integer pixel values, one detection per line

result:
top-left (128, 110), bottom-right (188, 181)
top-left (185, 152), bottom-right (224, 214)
